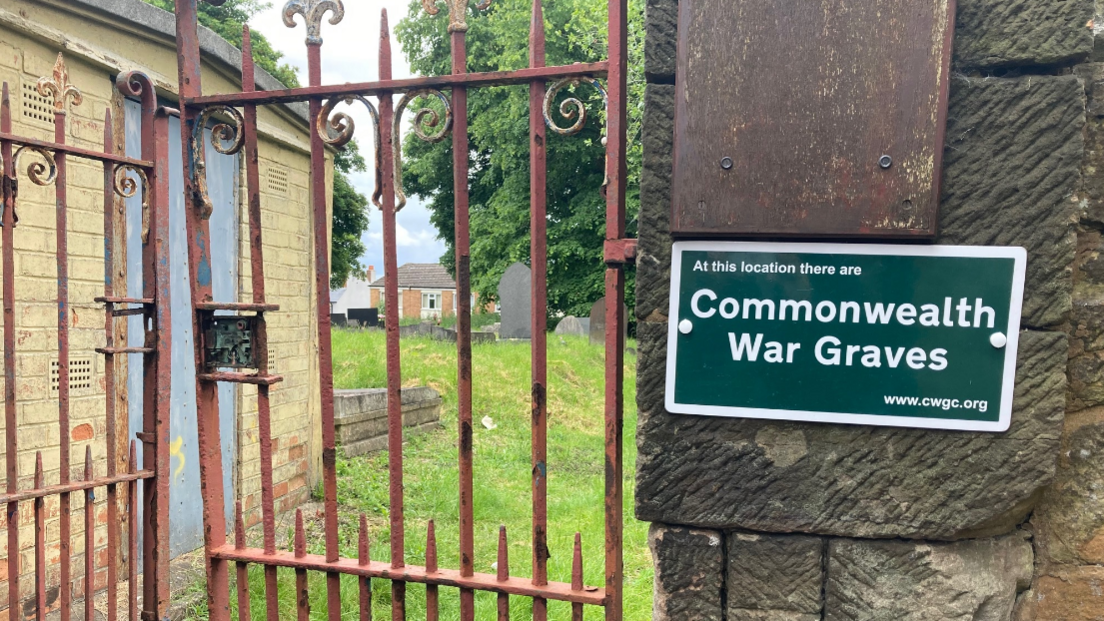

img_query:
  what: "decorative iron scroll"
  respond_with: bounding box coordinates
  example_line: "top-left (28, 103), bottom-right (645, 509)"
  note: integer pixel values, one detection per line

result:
top-left (543, 76), bottom-right (608, 138)
top-left (421, 0), bottom-right (492, 33)
top-left (191, 106), bottom-right (245, 220)
top-left (12, 146), bottom-right (58, 188)
top-left (317, 95), bottom-right (383, 207)
top-left (283, 0), bottom-right (345, 45)
top-left (37, 53), bottom-right (83, 115)
top-left (394, 89), bottom-right (452, 210)
top-left (544, 76), bottom-right (610, 190)
top-left (114, 164), bottom-right (151, 242)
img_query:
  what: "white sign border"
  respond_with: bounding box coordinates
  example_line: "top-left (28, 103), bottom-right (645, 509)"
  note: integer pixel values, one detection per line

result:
top-left (665, 241), bottom-right (1027, 433)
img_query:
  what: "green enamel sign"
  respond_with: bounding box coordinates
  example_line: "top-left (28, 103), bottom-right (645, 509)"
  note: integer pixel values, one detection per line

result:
top-left (666, 242), bottom-right (1027, 432)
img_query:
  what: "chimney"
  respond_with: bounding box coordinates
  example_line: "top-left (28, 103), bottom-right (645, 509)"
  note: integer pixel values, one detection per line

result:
top-left (366, 265), bottom-right (376, 284)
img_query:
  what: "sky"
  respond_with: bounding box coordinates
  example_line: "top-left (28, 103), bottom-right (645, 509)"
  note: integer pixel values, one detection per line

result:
top-left (251, 1), bottom-right (447, 284)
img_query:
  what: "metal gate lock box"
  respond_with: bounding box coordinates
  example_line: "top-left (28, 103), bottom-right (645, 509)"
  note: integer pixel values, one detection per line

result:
top-left (672, 0), bottom-right (955, 237)
top-left (202, 315), bottom-right (257, 369)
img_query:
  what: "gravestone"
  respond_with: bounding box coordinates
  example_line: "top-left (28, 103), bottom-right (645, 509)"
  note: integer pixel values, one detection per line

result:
top-left (554, 316), bottom-right (587, 337)
top-left (498, 262), bottom-right (531, 339)
top-left (588, 297), bottom-right (628, 346)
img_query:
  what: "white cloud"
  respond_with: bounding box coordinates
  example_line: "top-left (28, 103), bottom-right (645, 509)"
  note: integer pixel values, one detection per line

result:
top-left (251, 1), bottom-right (448, 277)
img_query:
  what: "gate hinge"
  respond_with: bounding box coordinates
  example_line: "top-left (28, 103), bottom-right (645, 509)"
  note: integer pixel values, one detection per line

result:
top-left (604, 238), bottom-right (637, 265)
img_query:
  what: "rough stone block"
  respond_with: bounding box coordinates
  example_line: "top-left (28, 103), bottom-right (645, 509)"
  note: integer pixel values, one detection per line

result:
top-left (645, 0), bottom-right (678, 83)
top-left (1032, 413), bottom-right (1104, 564)
top-left (728, 532), bottom-right (823, 619)
top-left (637, 83), bottom-right (675, 322)
top-left (825, 536), bottom-right (1033, 621)
top-left (953, 0), bottom-right (1094, 68)
top-left (1067, 293), bottom-right (1104, 410)
top-left (939, 75), bottom-right (1083, 329)
top-left (635, 326), bottom-right (1066, 539)
top-left (1018, 566), bottom-right (1104, 621)
top-left (649, 524), bottom-right (724, 621)
top-left (1075, 227), bottom-right (1104, 289)
top-left (1076, 64), bottom-right (1104, 225)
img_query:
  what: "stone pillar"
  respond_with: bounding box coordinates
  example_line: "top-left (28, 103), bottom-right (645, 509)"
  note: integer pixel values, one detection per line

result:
top-left (636, 0), bottom-right (1102, 619)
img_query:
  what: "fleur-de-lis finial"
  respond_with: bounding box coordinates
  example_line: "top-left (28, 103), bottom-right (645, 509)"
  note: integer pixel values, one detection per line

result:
top-left (283, 0), bottom-right (345, 45)
top-left (421, 0), bottom-right (492, 33)
top-left (36, 53), bottom-right (83, 115)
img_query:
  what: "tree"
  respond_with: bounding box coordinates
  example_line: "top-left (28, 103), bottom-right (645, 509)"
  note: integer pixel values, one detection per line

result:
top-left (143, 0), bottom-right (301, 87)
top-left (395, 0), bottom-right (644, 320)
top-left (144, 0), bottom-right (372, 288)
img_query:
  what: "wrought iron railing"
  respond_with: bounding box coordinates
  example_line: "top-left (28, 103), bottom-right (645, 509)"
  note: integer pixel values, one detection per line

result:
top-left (0, 56), bottom-right (171, 621)
top-left (174, 0), bottom-right (631, 618)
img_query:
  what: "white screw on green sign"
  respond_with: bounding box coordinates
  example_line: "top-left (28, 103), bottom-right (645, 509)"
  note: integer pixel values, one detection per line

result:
top-left (665, 241), bottom-right (1027, 432)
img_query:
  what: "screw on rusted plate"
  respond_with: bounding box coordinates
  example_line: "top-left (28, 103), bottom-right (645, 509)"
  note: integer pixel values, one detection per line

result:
top-left (878, 155), bottom-right (892, 169)
top-left (720, 157), bottom-right (733, 170)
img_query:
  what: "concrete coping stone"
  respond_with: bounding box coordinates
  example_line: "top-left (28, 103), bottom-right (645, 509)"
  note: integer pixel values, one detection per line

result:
top-left (64, 0), bottom-right (309, 122)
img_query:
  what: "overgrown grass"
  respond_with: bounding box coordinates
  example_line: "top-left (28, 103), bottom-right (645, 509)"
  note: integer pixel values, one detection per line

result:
top-left (205, 331), bottom-right (649, 620)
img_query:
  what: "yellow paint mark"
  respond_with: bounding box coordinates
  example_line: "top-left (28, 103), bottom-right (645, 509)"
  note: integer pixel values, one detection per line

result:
top-left (169, 436), bottom-right (185, 480)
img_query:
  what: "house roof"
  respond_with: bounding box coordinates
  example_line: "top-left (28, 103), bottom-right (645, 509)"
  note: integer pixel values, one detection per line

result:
top-left (370, 264), bottom-right (456, 290)
top-left (330, 288), bottom-right (346, 304)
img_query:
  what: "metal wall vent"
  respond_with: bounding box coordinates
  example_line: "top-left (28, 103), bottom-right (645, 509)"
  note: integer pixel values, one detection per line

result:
top-left (266, 166), bottom-right (289, 195)
top-left (21, 81), bottom-right (54, 127)
top-left (50, 357), bottom-right (94, 396)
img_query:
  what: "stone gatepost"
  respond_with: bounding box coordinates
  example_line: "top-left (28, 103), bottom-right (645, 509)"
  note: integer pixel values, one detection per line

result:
top-left (635, 0), bottom-right (1104, 619)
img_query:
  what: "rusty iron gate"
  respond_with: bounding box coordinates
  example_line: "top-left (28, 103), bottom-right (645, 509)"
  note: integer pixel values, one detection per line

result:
top-left (174, 0), bottom-right (631, 618)
top-left (0, 58), bottom-right (172, 619)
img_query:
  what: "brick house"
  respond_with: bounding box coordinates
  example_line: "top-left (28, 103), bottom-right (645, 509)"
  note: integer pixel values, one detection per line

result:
top-left (368, 263), bottom-right (458, 320)
top-left (0, 0), bottom-right (330, 609)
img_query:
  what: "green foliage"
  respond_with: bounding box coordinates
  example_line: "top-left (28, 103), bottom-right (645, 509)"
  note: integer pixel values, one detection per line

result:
top-left (395, 0), bottom-right (644, 319)
top-left (142, 0), bottom-right (301, 87)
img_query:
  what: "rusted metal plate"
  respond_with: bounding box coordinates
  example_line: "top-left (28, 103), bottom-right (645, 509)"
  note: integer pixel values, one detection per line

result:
top-left (672, 0), bottom-right (955, 237)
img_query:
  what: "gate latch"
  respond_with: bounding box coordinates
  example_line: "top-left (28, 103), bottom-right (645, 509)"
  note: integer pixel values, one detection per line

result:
top-left (202, 315), bottom-right (257, 369)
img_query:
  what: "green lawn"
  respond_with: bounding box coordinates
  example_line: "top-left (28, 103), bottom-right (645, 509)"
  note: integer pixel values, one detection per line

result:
top-left (221, 330), bottom-right (650, 620)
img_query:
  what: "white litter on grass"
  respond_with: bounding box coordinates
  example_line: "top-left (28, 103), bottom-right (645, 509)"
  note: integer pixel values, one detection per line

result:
top-left (482, 416), bottom-right (497, 430)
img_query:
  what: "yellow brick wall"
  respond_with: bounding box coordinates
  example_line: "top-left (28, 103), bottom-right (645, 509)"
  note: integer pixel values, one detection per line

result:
top-left (236, 146), bottom-right (327, 528)
top-left (0, 0), bottom-right (328, 611)
top-left (0, 30), bottom-right (121, 612)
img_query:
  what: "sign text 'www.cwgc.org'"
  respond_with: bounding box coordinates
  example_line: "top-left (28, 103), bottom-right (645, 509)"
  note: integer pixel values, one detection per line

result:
top-left (665, 242), bottom-right (1027, 432)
